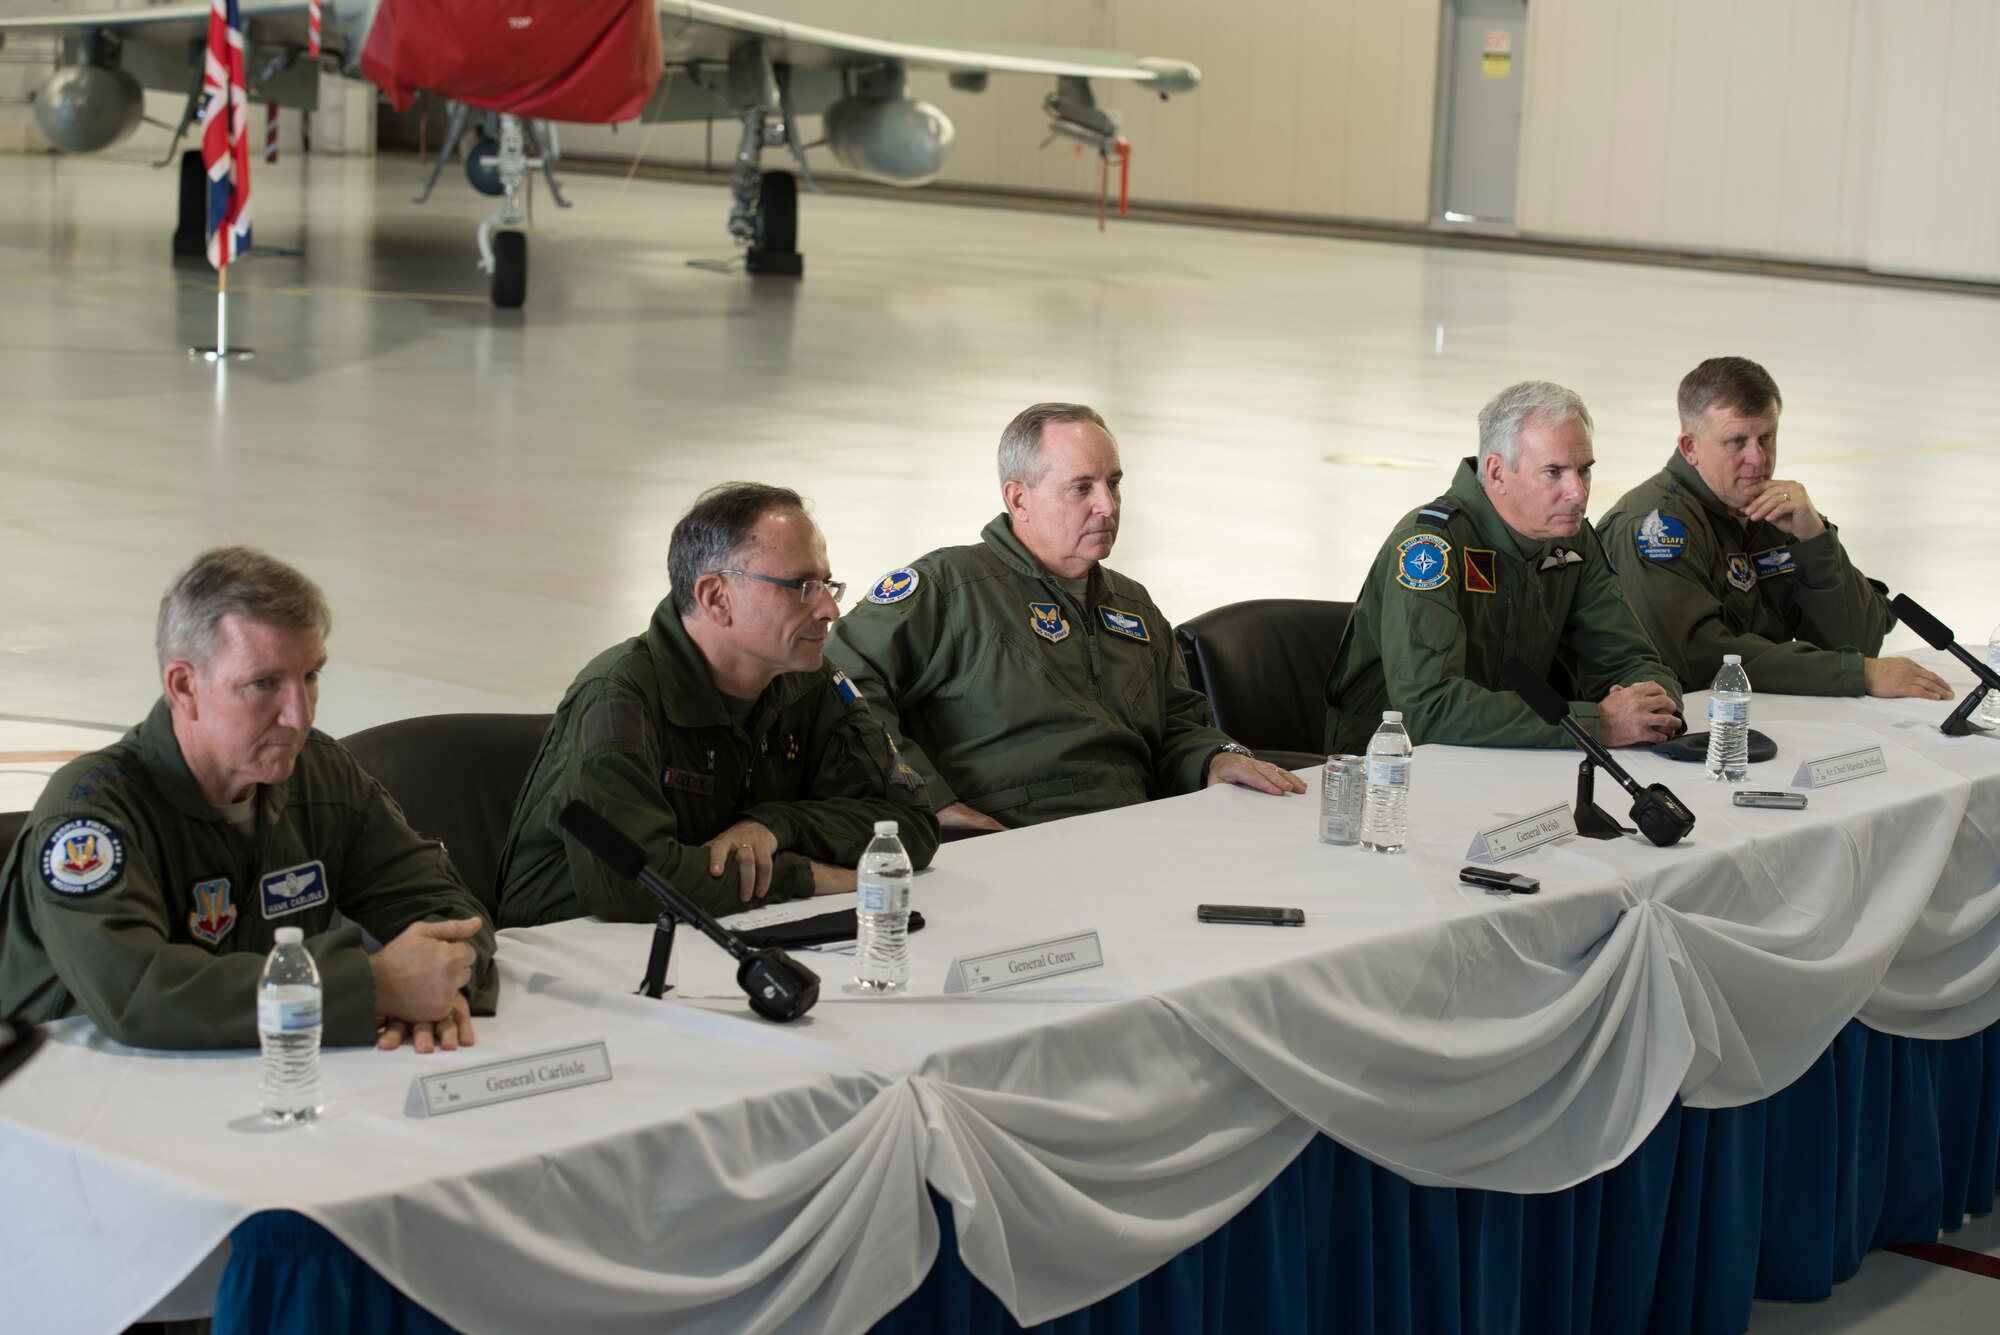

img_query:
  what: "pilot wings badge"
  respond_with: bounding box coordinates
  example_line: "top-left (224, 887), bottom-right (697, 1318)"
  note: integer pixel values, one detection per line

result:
top-left (260, 860), bottom-right (329, 919)
top-left (1028, 602), bottom-right (1070, 643)
top-left (1097, 606), bottom-right (1150, 641)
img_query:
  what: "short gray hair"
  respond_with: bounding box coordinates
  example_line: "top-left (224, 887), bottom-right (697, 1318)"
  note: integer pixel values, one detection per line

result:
top-left (997, 403), bottom-right (1113, 487)
top-left (156, 546), bottom-right (332, 672)
top-left (1477, 381), bottom-right (1594, 472)
top-left (668, 482), bottom-right (806, 618)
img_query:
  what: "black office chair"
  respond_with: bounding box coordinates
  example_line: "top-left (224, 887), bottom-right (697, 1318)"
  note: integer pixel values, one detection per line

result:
top-left (1175, 599), bottom-right (1352, 771)
top-left (0, 810), bottom-right (26, 857)
top-left (342, 713), bottom-right (553, 918)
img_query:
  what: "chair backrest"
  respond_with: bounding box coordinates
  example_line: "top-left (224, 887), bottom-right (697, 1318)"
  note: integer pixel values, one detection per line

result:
top-left (0, 810), bottom-right (27, 862)
top-left (1175, 599), bottom-right (1353, 765)
top-left (341, 713), bottom-right (553, 918)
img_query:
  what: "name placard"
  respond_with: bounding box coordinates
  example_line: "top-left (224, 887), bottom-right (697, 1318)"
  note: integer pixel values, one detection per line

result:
top-left (1793, 746), bottom-right (1887, 789)
top-left (943, 930), bottom-right (1104, 995)
top-left (405, 1040), bottom-right (612, 1118)
top-left (1466, 803), bottom-right (1575, 863)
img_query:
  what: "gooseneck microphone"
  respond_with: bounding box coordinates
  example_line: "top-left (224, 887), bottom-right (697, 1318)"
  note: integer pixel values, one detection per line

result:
top-left (558, 801), bottom-right (819, 1022)
top-left (1499, 658), bottom-right (1696, 847)
top-left (1890, 594), bottom-right (1999, 736)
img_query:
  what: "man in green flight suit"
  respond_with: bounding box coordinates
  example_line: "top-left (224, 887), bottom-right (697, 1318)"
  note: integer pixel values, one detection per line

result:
top-left (497, 483), bottom-right (938, 927)
top-left (0, 547), bottom-right (496, 1052)
top-left (825, 402), bottom-right (1307, 833)
top-left (1325, 381), bottom-right (1684, 753)
top-left (1596, 356), bottom-right (1950, 700)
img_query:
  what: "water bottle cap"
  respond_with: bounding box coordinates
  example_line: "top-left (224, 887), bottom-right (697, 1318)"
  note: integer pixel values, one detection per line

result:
top-left (1381, 711), bottom-right (1403, 722)
top-left (273, 926), bottom-right (303, 946)
top-left (873, 820), bottom-right (898, 836)
top-left (1722, 654), bottom-right (1742, 665)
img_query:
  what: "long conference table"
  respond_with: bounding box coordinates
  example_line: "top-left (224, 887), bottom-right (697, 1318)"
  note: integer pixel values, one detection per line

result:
top-left (4, 656), bottom-right (1998, 1335)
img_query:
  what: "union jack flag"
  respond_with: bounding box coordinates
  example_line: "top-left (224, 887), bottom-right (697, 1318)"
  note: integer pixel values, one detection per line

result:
top-left (200, 0), bottom-right (252, 270)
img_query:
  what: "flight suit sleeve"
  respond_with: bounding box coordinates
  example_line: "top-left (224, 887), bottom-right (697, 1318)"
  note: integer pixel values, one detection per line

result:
top-left (1153, 640), bottom-right (1234, 795)
top-left (334, 769), bottom-right (499, 1020)
top-left (823, 577), bottom-right (960, 806)
top-left (1563, 527), bottom-right (1686, 713)
top-left (1374, 534), bottom-right (1586, 749)
top-left (1784, 522), bottom-right (1894, 661)
top-left (746, 682), bottom-right (940, 872)
top-left (1601, 509), bottom-right (1866, 695)
top-left (558, 685), bottom-right (817, 922)
top-left (21, 806), bottom-right (374, 1049)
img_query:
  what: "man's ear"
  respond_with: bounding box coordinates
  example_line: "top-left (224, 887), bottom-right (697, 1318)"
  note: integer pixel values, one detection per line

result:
top-left (1002, 479), bottom-right (1027, 523)
top-left (1480, 451), bottom-right (1506, 492)
top-left (692, 572), bottom-right (731, 626)
top-left (162, 660), bottom-right (201, 720)
top-left (1675, 431), bottom-right (1698, 465)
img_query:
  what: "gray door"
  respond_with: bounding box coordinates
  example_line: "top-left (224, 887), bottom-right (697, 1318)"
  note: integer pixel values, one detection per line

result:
top-left (1438, 0), bottom-right (1527, 224)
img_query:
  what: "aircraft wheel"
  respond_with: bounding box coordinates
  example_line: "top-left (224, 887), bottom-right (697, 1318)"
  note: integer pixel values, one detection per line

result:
top-left (491, 230), bottom-right (527, 308)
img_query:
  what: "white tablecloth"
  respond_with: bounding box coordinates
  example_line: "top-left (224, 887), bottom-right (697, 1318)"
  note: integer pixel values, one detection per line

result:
top-left (4, 658), bottom-right (1997, 1334)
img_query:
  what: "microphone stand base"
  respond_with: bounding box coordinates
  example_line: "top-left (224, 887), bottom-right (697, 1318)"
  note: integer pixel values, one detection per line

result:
top-left (1941, 685), bottom-right (1994, 738)
top-left (1575, 757), bottom-right (1631, 839)
top-left (638, 912), bottom-right (679, 1000)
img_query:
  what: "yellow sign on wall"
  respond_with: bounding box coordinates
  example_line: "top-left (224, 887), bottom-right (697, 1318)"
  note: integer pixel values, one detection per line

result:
top-left (1483, 53), bottom-right (1512, 79)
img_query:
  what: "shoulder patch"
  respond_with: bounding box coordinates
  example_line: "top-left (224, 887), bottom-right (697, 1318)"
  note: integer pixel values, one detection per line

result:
top-left (188, 878), bottom-right (238, 946)
top-left (1725, 553), bottom-right (1755, 591)
top-left (866, 568), bottom-right (921, 605)
top-left (580, 698), bottom-right (645, 752)
top-left (1027, 602), bottom-right (1070, 643)
top-left (1463, 548), bottom-right (1497, 594)
top-left (41, 819), bottom-right (125, 896)
top-left (832, 669), bottom-right (864, 709)
top-left (1395, 534), bottom-right (1451, 591)
top-left (1634, 509), bottom-right (1688, 562)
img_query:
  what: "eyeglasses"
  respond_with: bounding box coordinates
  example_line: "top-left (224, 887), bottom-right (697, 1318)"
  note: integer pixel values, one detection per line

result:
top-left (707, 570), bottom-right (847, 604)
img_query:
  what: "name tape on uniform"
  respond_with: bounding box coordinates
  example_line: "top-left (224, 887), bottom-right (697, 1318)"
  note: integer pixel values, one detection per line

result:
top-left (1466, 804), bottom-right (1576, 862)
top-left (405, 1040), bottom-right (612, 1118)
top-left (1793, 746), bottom-right (1887, 789)
top-left (944, 930), bottom-right (1104, 995)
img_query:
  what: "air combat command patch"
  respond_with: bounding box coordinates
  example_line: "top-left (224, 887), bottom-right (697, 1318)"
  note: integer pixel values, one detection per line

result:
top-left (41, 819), bottom-right (124, 896)
top-left (1396, 535), bottom-right (1451, 591)
top-left (189, 877), bottom-right (238, 946)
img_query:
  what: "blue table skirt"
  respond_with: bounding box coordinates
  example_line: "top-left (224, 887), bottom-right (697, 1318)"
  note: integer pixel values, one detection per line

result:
top-left (220, 1019), bottom-right (2000, 1335)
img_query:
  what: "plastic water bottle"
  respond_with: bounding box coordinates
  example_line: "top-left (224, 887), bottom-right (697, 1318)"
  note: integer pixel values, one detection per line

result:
top-left (1977, 625), bottom-right (2000, 728)
top-left (847, 821), bottom-right (912, 995)
top-left (1360, 711), bottom-right (1413, 853)
top-left (258, 926), bottom-right (323, 1124)
top-left (1705, 654), bottom-right (1752, 783)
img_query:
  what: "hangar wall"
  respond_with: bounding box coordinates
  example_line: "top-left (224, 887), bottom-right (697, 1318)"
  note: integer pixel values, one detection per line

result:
top-left (1515, 0), bottom-right (2000, 284)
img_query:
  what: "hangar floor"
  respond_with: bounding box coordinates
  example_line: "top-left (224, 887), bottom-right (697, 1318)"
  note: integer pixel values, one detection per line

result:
top-left (1, 150), bottom-right (1997, 1327)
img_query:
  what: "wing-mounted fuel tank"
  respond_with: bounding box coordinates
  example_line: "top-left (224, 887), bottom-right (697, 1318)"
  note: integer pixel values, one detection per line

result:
top-left (35, 31), bottom-right (143, 154)
top-left (822, 64), bottom-right (954, 186)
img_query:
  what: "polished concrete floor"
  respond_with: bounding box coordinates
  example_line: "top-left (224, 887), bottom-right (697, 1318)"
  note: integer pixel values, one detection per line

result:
top-left (1, 142), bottom-right (1997, 1332)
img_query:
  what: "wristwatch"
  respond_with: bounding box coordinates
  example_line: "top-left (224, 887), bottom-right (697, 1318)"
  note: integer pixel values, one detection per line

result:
top-left (1204, 742), bottom-right (1255, 782)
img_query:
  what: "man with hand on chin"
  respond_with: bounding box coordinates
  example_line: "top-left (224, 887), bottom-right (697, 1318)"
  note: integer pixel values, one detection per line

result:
top-left (0, 547), bottom-right (495, 1053)
top-left (827, 402), bottom-right (1306, 833)
top-left (1325, 381), bottom-right (1684, 752)
top-left (1598, 357), bottom-right (1949, 700)
top-left (497, 483), bottom-right (936, 927)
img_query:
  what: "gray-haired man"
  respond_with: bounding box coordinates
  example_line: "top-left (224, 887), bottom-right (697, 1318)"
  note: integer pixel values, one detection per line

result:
top-left (1324, 381), bottom-right (1683, 752)
top-left (826, 403), bottom-right (1305, 832)
top-left (0, 546), bottom-right (497, 1052)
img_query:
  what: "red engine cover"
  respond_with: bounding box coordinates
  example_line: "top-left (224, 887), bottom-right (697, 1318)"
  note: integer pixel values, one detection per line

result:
top-left (361, 0), bottom-right (664, 124)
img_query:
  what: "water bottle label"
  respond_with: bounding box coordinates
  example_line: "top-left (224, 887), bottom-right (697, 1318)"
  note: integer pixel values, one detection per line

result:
top-left (858, 877), bottom-right (909, 913)
top-left (258, 993), bottom-right (322, 1033)
top-left (1365, 758), bottom-right (1409, 787)
top-left (1708, 698), bottom-right (1749, 725)
top-left (1987, 646), bottom-right (2000, 672)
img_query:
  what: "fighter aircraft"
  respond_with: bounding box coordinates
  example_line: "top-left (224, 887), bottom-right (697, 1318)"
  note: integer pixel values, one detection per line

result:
top-left (0, 0), bottom-right (1201, 307)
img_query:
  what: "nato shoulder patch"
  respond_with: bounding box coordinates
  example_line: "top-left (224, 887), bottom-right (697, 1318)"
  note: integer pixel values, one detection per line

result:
top-left (1395, 534), bottom-right (1451, 591)
top-left (41, 818), bottom-right (124, 896)
top-left (581, 698), bottom-right (645, 752)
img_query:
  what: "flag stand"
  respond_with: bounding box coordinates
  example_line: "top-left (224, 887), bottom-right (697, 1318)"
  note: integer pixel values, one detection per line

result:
top-left (190, 266), bottom-right (254, 362)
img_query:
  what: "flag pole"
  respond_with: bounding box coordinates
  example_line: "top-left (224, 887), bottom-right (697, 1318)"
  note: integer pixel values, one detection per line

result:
top-left (216, 264), bottom-right (228, 357)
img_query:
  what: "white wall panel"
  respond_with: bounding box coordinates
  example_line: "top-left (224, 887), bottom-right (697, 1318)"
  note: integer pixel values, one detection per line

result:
top-left (559, 0), bottom-right (1442, 225)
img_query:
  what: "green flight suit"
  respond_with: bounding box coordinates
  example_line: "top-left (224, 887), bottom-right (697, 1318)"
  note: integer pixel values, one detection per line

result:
top-left (496, 601), bottom-right (937, 928)
top-left (0, 699), bottom-right (498, 1049)
top-left (823, 515), bottom-right (1238, 827)
top-left (1325, 459), bottom-right (1683, 753)
top-left (1596, 453), bottom-right (1893, 695)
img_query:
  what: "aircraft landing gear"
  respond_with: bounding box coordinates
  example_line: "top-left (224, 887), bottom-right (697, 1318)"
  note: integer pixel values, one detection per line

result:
top-left (468, 112), bottom-right (569, 308)
top-left (489, 230), bottom-right (527, 308)
top-left (748, 170), bottom-right (801, 276)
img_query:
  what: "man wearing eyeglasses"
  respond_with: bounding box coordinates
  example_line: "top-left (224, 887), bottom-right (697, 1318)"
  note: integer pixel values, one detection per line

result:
top-left (825, 403), bottom-right (1306, 832)
top-left (496, 482), bottom-right (938, 927)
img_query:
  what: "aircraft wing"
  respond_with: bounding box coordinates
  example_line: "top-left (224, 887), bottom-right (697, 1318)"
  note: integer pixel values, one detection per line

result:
top-left (0, 1), bottom-right (318, 39)
top-left (657, 0), bottom-right (1200, 95)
